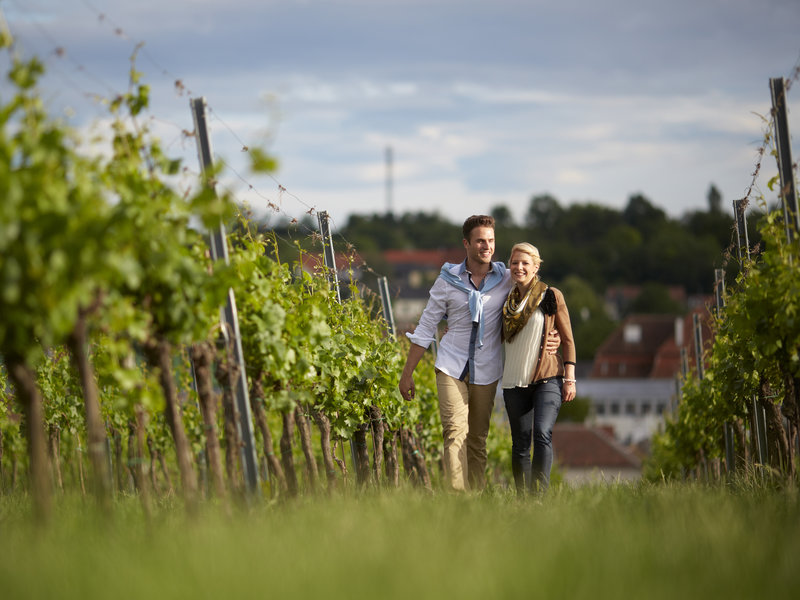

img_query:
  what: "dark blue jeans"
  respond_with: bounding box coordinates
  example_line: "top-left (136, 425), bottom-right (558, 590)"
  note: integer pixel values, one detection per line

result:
top-left (503, 378), bottom-right (563, 494)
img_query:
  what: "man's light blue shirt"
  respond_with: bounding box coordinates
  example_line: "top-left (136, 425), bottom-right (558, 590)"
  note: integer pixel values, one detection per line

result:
top-left (407, 261), bottom-right (512, 385)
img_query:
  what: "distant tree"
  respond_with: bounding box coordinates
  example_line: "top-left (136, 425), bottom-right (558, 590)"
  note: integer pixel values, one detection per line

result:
top-left (557, 275), bottom-right (616, 360)
top-left (525, 193), bottom-right (563, 230)
top-left (682, 202), bottom-right (735, 253)
top-left (602, 224), bottom-right (644, 281)
top-left (337, 211), bottom-right (462, 251)
top-left (560, 203), bottom-right (625, 249)
top-left (341, 213), bottom-right (407, 251)
top-left (491, 204), bottom-right (515, 228)
top-left (707, 183), bottom-right (723, 213)
top-left (641, 220), bottom-right (724, 291)
top-left (398, 212), bottom-right (460, 248)
top-left (627, 282), bottom-right (684, 315)
top-left (328, 194), bottom-right (733, 295)
top-left (623, 193), bottom-right (667, 236)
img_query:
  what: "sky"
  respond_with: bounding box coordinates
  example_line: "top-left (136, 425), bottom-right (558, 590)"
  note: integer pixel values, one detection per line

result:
top-left (3, 0), bottom-right (800, 231)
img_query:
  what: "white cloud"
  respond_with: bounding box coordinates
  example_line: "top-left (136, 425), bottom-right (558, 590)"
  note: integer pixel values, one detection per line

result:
top-left (4, 0), bottom-right (799, 230)
top-left (451, 83), bottom-right (567, 106)
top-left (555, 169), bottom-right (589, 186)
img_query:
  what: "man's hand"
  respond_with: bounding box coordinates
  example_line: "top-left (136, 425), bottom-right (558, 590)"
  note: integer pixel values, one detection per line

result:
top-left (399, 343), bottom-right (426, 401)
top-left (399, 372), bottom-right (416, 401)
top-left (545, 329), bottom-right (561, 355)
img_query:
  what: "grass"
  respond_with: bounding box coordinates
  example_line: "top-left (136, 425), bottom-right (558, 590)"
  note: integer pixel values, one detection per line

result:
top-left (1, 482), bottom-right (799, 599)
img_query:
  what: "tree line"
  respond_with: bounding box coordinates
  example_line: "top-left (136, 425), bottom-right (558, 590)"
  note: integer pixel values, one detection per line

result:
top-left (256, 191), bottom-right (756, 361)
top-left (249, 188), bottom-right (760, 361)
top-left (335, 188), bottom-right (758, 297)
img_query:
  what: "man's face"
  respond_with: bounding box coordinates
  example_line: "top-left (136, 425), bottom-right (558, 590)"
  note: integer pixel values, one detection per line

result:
top-left (464, 226), bottom-right (495, 265)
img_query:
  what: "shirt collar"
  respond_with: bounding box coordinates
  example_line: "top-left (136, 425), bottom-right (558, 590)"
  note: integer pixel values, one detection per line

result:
top-left (462, 259), bottom-right (498, 276)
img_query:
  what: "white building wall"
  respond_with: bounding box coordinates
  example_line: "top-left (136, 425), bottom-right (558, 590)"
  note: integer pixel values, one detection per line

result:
top-left (579, 378), bottom-right (678, 445)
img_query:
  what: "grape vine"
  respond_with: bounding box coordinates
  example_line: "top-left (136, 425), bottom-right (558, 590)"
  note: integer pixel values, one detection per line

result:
top-left (0, 38), bottom-right (442, 521)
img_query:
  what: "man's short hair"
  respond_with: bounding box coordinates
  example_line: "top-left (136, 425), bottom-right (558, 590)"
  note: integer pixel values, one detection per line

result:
top-left (462, 215), bottom-right (495, 241)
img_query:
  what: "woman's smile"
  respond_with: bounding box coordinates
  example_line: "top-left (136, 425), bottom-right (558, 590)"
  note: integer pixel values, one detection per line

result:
top-left (509, 251), bottom-right (539, 288)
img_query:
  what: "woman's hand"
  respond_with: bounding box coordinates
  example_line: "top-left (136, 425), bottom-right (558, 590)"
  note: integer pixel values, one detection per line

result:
top-left (562, 379), bottom-right (576, 402)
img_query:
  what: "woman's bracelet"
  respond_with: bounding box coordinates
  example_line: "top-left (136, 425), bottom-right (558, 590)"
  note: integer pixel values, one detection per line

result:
top-left (563, 378), bottom-right (576, 383)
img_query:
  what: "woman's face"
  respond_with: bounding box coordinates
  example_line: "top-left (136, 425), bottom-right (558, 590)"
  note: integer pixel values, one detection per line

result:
top-left (509, 251), bottom-right (540, 288)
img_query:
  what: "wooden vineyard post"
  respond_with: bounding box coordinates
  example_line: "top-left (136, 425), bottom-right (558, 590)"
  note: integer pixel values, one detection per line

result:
top-left (377, 276), bottom-right (396, 337)
top-left (714, 269), bottom-right (736, 478)
top-left (317, 211), bottom-right (360, 477)
top-left (376, 276), bottom-right (397, 485)
top-left (318, 211), bottom-right (342, 304)
top-left (190, 97), bottom-right (260, 497)
top-left (692, 313), bottom-right (711, 480)
top-left (692, 313), bottom-right (704, 381)
top-left (753, 395), bottom-right (769, 474)
top-left (769, 77), bottom-right (800, 245)
top-left (733, 199), bottom-right (750, 264)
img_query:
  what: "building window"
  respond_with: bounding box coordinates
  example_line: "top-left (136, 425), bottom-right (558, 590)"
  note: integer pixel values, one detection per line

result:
top-left (595, 403), bottom-right (606, 415)
top-left (624, 323), bottom-right (642, 343)
top-left (610, 403), bottom-right (620, 415)
top-left (641, 403), bottom-right (651, 415)
top-left (656, 403), bottom-right (666, 415)
top-left (625, 402), bottom-right (636, 415)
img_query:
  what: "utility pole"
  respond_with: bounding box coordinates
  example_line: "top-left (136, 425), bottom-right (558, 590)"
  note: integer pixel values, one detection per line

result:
top-left (385, 146), bottom-right (394, 215)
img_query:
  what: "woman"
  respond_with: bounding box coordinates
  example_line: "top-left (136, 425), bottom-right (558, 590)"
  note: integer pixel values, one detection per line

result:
top-left (501, 243), bottom-right (576, 494)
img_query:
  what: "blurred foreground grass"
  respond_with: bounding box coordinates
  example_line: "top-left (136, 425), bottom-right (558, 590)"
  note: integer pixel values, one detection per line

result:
top-left (1, 482), bottom-right (799, 599)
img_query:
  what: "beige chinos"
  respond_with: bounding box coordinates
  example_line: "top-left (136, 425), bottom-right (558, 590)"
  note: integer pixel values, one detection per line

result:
top-left (436, 370), bottom-right (497, 490)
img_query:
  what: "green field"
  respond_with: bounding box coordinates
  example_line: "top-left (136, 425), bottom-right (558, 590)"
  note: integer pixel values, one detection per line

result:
top-left (2, 483), bottom-right (799, 599)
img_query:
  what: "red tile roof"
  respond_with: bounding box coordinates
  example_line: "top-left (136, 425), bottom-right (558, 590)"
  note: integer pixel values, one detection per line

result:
top-left (650, 334), bottom-right (683, 378)
top-left (590, 305), bottom-right (715, 380)
top-left (590, 314), bottom-right (677, 378)
top-left (605, 284), bottom-right (687, 305)
top-left (382, 248), bottom-right (465, 268)
top-left (553, 424), bottom-right (642, 469)
top-left (650, 303), bottom-right (715, 378)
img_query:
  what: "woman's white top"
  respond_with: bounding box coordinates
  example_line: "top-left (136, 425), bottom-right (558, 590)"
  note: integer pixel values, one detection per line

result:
top-left (501, 308), bottom-right (545, 389)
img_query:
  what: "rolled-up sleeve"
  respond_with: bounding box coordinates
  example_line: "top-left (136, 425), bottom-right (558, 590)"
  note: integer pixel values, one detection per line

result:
top-left (406, 278), bottom-right (448, 348)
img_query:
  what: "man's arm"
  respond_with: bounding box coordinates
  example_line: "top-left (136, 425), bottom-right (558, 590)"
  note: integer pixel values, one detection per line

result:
top-left (401, 277), bottom-right (448, 400)
top-left (399, 343), bottom-right (426, 401)
top-left (545, 329), bottom-right (561, 354)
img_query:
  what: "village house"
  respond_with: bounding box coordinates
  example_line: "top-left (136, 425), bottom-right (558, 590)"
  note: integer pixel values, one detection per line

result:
top-left (381, 247), bottom-right (465, 332)
top-left (583, 302), bottom-right (714, 445)
top-left (552, 423), bottom-right (643, 483)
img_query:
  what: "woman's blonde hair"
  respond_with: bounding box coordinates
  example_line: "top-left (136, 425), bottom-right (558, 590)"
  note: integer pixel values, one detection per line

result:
top-left (508, 242), bottom-right (542, 266)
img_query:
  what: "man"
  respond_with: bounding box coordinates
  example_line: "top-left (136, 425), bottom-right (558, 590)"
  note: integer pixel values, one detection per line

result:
top-left (399, 215), bottom-right (558, 491)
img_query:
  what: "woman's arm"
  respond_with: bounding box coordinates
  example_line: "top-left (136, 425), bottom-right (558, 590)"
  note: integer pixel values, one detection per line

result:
top-left (553, 288), bottom-right (577, 402)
